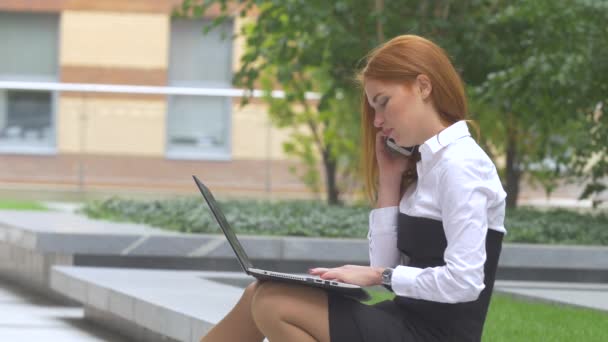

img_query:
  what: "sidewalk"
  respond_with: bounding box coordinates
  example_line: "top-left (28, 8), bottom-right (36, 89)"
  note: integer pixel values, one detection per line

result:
top-left (0, 278), bottom-right (130, 342)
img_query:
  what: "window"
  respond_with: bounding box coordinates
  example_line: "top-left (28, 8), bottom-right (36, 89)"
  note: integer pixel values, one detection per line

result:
top-left (0, 12), bottom-right (59, 153)
top-left (167, 18), bottom-right (233, 160)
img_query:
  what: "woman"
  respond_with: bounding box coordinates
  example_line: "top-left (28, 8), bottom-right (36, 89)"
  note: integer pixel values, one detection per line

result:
top-left (201, 34), bottom-right (506, 342)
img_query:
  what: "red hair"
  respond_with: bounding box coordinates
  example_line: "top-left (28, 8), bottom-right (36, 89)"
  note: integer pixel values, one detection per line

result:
top-left (358, 35), bottom-right (474, 204)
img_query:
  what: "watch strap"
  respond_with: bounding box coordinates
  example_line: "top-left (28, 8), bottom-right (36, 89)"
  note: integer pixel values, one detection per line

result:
top-left (381, 267), bottom-right (394, 292)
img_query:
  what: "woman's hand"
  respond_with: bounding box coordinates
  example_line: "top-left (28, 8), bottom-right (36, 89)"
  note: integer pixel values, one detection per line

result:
top-left (308, 265), bottom-right (385, 287)
top-left (375, 131), bottom-right (415, 183)
top-left (375, 131), bottom-right (416, 207)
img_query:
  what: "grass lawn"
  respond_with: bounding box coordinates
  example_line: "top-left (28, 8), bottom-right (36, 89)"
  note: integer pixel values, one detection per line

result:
top-left (0, 199), bottom-right (47, 211)
top-left (364, 290), bottom-right (608, 341)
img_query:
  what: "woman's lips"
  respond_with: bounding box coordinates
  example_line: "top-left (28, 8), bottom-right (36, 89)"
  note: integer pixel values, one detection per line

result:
top-left (382, 128), bottom-right (393, 137)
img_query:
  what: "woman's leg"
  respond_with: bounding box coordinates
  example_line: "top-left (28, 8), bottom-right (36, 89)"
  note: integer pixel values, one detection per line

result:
top-left (251, 282), bottom-right (330, 342)
top-left (200, 281), bottom-right (266, 342)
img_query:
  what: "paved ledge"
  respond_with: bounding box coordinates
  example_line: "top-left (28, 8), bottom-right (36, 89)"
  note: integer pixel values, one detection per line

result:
top-left (1, 210), bottom-right (607, 301)
top-left (0, 277), bottom-right (131, 342)
top-left (0, 210), bottom-right (368, 262)
top-left (51, 267), bottom-right (608, 342)
top-left (51, 267), bottom-right (257, 342)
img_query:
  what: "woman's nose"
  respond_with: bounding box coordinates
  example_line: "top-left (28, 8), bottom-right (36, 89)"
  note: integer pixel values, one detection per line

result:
top-left (373, 112), bottom-right (384, 128)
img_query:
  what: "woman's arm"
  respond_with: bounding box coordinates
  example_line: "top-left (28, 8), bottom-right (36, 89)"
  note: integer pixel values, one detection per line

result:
top-left (369, 131), bottom-right (416, 268)
top-left (368, 206), bottom-right (401, 268)
top-left (307, 204), bottom-right (398, 285)
top-left (389, 158), bottom-right (504, 303)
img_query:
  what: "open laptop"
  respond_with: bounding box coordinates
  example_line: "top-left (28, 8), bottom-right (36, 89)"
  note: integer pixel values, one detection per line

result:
top-left (192, 175), bottom-right (370, 300)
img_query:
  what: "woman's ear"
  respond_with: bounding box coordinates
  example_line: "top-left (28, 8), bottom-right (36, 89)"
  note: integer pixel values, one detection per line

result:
top-left (416, 74), bottom-right (432, 100)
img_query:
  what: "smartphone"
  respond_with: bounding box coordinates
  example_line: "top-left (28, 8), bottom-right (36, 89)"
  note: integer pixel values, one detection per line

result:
top-left (386, 137), bottom-right (417, 157)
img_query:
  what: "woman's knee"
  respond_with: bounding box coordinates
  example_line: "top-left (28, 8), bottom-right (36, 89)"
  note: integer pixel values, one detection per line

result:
top-left (251, 281), bottom-right (282, 306)
top-left (251, 282), bottom-right (322, 319)
top-left (234, 280), bottom-right (263, 311)
top-left (251, 282), bottom-right (330, 340)
top-left (250, 282), bottom-right (290, 320)
top-left (243, 280), bottom-right (262, 299)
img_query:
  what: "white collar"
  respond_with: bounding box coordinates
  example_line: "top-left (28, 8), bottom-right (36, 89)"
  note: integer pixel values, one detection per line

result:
top-left (419, 120), bottom-right (471, 162)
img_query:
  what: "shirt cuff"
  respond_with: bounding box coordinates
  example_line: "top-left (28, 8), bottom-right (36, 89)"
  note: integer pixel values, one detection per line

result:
top-left (369, 206), bottom-right (399, 235)
top-left (391, 265), bottom-right (424, 297)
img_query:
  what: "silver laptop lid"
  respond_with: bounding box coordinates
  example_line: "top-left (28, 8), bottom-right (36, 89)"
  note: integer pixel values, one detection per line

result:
top-left (192, 175), bottom-right (253, 272)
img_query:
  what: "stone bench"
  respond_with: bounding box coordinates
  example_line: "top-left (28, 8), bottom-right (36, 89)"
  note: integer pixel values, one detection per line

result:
top-left (50, 266), bottom-right (608, 342)
top-left (50, 267), bottom-right (261, 342)
top-left (2, 210), bottom-right (607, 303)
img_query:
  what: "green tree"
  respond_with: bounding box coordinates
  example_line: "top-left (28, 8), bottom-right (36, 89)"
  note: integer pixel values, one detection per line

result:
top-left (176, 0), bottom-right (607, 209)
top-left (566, 1), bottom-right (608, 208)
top-left (470, 0), bottom-right (608, 208)
top-left (573, 102), bottom-right (608, 208)
top-left (176, 0), bottom-right (389, 205)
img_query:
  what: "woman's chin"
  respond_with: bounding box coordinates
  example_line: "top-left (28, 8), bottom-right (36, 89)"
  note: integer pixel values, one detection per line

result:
top-left (395, 139), bottom-right (411, 147)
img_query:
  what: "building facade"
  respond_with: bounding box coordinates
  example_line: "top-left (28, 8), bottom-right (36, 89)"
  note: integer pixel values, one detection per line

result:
top-left (0, 0), bottom-right (309, 198)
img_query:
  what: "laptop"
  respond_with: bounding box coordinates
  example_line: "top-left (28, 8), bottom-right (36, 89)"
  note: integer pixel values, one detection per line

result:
top-left (192, 175), bottom-right (370, 301)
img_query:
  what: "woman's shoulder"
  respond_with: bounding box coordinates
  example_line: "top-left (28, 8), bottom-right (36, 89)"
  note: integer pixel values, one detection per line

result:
top-left (438, 137), bottom-right (497, 174)
top-left (435, 138), bottom-right (506, 202)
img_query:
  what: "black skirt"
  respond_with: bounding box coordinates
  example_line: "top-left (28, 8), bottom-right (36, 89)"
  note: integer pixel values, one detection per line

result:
top-left (328, 294), bottom-right (449, 342)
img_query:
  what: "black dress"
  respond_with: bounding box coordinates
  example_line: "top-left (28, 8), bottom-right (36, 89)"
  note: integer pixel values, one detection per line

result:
top-left (328, 213), bottom-right (503, 342)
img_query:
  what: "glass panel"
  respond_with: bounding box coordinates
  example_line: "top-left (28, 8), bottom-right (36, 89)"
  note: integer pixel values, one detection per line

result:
top-left (0, 12), bottom-right (59, 79)
top-left (167, 18), bottom-right (233, 157)
top-left (169, 19), bottom-right (233, 85)
top-left (0, 90), bottom-right (54, 147)
top-left (0, 11), bottom-right (57, 152)
top-left (167, 96), bottom-right (228, 152)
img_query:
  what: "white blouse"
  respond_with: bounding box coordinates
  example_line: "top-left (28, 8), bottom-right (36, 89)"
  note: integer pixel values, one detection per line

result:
top-left (368, 120), bottom-right (507, 303)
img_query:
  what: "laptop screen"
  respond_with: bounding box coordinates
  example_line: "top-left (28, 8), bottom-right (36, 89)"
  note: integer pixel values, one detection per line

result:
top-left (192, 176), bottom-right (253, 272)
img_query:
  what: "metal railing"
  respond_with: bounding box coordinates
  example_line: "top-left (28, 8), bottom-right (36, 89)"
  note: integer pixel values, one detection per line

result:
top-left (0, 80), bottom-right (320, 197)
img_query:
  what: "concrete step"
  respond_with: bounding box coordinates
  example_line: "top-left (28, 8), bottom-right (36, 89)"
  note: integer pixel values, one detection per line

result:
top-left (50, 267), bottom-right (608, 342)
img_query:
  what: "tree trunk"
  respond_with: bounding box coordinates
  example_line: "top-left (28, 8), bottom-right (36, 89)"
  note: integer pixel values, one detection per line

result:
top-left (375, 0), bottom-right (385, 42)
top-left (505, 118), bottom-right (521, 209)
top-left (322, 146), bottom-right (341, 205)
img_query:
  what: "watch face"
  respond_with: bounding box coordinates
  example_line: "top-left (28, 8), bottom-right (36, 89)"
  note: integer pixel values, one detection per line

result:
top-left (382, 268), bottom-right (393, 285)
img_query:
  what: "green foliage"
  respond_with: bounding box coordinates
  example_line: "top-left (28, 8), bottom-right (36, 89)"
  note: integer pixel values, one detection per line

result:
top-left (470, 0), bottom-right (608, 204)
top-left (81, 197), bottom-right (369, 237)
top-left (81, 197), bottom-right (608, 245)
top-left (175, 0), bottom-right (608, 208)
top-left (176, 0), bottom-right (383, 204)
top-left (174, 0), bottom-right (504, 204)
top-left (0, 200), bottom-right (47, 211)
top-left (570, 102), bottom-right (608, 207)
top-left (362, 289), bottom-right (395, 306)
top-left (505, 206), bottom-right (608, 245)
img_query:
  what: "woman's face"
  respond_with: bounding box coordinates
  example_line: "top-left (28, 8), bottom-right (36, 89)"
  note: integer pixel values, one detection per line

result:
top-left (364, 77), bottom-right (429, 147)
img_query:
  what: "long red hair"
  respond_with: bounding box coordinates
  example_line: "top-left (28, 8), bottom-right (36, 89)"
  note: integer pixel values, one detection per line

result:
top-left (358, 35), bottom-right (476, 204)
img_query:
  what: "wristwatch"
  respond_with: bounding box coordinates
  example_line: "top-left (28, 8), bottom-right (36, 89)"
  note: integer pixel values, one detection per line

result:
top-left (381, 268), bottom-right (394, 290)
